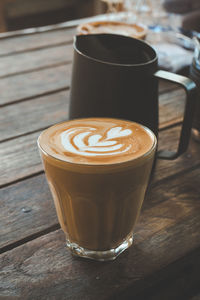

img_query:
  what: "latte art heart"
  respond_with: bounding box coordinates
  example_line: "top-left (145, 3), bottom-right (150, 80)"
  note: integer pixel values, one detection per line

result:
top-left (39, 118), bottom-right (155, 165)
top-left (60, 126), bottom-right (133, 157)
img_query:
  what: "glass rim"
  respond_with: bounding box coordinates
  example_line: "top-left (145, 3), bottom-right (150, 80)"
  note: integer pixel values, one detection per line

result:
top-left (74, 33), bottom-right (158, 68)
top-left (37, 118), bottom-right (157, 169)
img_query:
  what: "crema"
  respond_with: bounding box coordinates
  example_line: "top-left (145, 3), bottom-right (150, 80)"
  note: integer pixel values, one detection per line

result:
top-left (38, 118), bottom-right (155, 165)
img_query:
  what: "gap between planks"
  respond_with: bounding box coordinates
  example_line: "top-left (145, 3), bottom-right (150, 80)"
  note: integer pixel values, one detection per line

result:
top-left (0, 86), bottom-right (69, 109)
top-left (0, 115), bottom-right (181, 145)
top-left (0, 170), bottom-right (44, 190)
top-left (0, 123), bottom-right (64, 144)
top-left (150, 162), bottom-right (200, 190)
top-left (0, 77), bottom-right (179, 109)
top-left (0, 40), bottom-right (73, 58)
top-left (0, 61), bottom-right (71, 80)
top-left (0, 156), bottom-right (200, 255)
top-left (0, 223), bottom-right (60, 255)
top-left (0, 121), bottom-right (193, 190)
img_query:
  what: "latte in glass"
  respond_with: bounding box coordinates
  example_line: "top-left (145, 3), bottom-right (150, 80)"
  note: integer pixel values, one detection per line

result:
top-left (38, 118), bottom-right (156, 261)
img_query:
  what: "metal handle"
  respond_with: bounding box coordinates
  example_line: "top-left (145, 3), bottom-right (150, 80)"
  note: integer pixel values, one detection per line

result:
top-left (154, 70), bottom-right (197, 160)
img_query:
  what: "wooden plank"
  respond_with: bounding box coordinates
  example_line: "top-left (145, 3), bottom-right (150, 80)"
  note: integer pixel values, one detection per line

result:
top-left (1, 124), bottom-right (200, 187)
top-left (113, 247), bottom-right (200, 300)
top-left (135, 163), bottom-right (200, 239)
top-left (159, 87), bottom-right (185, 128)
top-left (0, 65), bottom-right (180, 106)
top-left (0, 131), bottom-right (42, 186)
top-left (0, 27), bottom-right (76, 56)
top-left (0, 167), bottom-right (200, 299)
top-left (0, 86), bottom-right (185, 140)
top-left (0, 44), bottom-right (73, 78)
top-left (1, 225), bottom-right (198, 299)
top-left (154, 125), bottom-right (197, 183)
top-left (0, 64), bottom-right (71, 106)
top-left (0, 90), bottom-right (69, 141)
top-left (0, 174), bottom-right (57, 251)
top-left (1, 163), bottom-right (199, 253)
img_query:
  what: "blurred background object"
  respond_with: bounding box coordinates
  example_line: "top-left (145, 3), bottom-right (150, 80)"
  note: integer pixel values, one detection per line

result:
top-left (101, 0), bottom-right (124, 12)
top-left (0, 0), bottom-right (107, 32)
top-left (102, 0), bottom-right (168, 29)
top-left (163, 0), bottom-right (200, 32)
top-left (1, 0), bottom-right (200, 34)
top-left (77, 20), bottom-right (147, 39)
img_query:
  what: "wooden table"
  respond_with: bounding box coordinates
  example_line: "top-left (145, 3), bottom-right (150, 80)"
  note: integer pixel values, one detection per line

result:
top-left (0, 15), bottom-right (200, 300)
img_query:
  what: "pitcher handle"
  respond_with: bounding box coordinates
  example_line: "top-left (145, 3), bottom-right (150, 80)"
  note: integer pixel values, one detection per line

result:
top-left (154, 70), bottom-right (196, 160)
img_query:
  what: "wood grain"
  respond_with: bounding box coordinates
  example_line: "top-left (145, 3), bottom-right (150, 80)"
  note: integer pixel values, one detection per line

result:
top-left (0, 131), bottom-right (42, 186)
top-left (0, 174), bottom-right (57, 251)
top-left (1, 125), bottom-right (200, 187)
top-left (0, 90), bottom-right (69, 141)
top-left (113, 247), bottom-right (200, 300)
top-left (0, 19), bottom-right (198, 300)
top-left (0, 27), bottom-right (76, 56)
top-left (0, 64), bottom-right (71, 106)
top-left (0, 167), bottom-right (200, 299)
top-left (154, 125), bottom-right (199, 183)
top-left (0, 87), bottom-right (185, 141)
top-left (0, 44), bottom-right (73, 78)
top-left (159, 87), bottom-right (185, 129)
top-left (0, 65), bottom-right (178, 107)
top-left (1, 160), bottom-right (199, 253)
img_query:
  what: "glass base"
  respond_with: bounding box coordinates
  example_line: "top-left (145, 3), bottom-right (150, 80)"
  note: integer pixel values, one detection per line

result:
top-left (66, 235), bottom-right (134, 261)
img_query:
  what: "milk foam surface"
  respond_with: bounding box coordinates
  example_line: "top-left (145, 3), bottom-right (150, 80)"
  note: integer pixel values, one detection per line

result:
top-left (39, 118), bottom-right (155, 165)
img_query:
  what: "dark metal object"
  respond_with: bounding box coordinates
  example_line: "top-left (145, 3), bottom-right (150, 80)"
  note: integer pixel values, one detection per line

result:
top-left (69, 34), bottom-right (196, 159)
top-left (155, 70), bottom-right (196, 158)
top-left (190, 54), bottom-right (200, 142)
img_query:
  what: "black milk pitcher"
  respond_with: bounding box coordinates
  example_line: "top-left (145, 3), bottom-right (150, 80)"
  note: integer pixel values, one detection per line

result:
top-left (69, 34), bottom-right (196, 159)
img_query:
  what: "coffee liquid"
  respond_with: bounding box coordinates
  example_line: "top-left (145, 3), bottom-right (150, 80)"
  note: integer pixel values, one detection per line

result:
top-left (38, 118), bottom-right (156, 252)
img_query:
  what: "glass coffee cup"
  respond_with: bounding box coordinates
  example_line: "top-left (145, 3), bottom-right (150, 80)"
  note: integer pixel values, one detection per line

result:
top-left (38, 118), bottom-right (156, 261)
